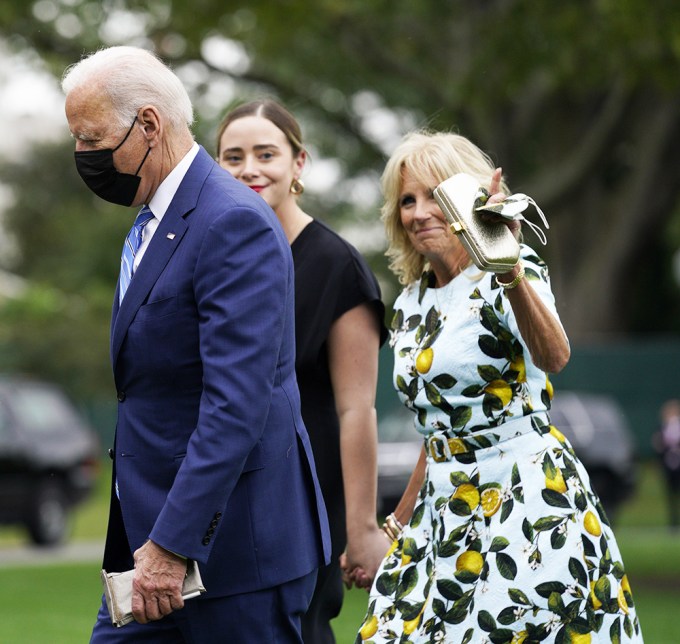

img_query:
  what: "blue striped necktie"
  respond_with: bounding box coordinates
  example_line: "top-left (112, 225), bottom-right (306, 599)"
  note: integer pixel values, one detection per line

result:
top-left (118, 206), bottom-right (154, 303)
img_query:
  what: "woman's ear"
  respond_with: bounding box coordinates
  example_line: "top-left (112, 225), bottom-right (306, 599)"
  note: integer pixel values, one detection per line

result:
top-left (294, 150), bottom-right (307, 176)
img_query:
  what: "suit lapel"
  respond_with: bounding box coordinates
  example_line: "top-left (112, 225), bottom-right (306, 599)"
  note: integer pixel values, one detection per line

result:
top-left (110, 146), bottom-right (214, 368)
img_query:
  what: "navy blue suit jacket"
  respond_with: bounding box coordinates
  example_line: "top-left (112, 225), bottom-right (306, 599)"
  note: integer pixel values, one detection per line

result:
top-left (104, 146), bottom-right (330, 598)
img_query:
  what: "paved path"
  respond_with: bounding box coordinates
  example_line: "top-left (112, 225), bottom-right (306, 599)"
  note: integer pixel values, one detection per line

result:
top-left (0, 539), bottom-right (104, 568)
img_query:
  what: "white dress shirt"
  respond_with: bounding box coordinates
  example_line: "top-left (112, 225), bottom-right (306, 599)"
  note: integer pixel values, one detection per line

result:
top-left (133, 142), bottom-right (200, 271)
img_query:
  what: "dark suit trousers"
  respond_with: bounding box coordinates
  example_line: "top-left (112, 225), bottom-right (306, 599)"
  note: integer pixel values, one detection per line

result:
top-left (90, 569), bottom-right (317, 643)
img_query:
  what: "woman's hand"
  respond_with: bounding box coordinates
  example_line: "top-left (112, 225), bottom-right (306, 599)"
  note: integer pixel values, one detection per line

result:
top-left (488, 165), bottom-right (570, 374)
top-left (340, 525), bottom-right (392, 591)
top-left (483, 167), bottom-right (521, 238)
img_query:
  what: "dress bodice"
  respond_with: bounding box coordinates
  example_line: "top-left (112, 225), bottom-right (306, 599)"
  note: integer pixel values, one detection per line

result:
top-left (390, 244), bottom-right (563, 437)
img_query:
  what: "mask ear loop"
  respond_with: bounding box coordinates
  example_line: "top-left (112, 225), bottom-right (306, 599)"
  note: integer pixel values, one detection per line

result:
top-left (134, 146), bottom-right (152, 175)
top-left (113, 116), bottom-right (139, 152)
top-left (113, 115), bottom-right (152, 176)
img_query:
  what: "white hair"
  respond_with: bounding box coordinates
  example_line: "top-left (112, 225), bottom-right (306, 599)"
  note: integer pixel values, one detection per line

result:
top-left (61, 46), bottom-right (193, 131)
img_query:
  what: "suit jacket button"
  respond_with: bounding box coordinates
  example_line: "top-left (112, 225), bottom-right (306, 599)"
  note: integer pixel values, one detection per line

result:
top-left (117, 391), bottom-right (126, 402)
top-left (214, 512), bottom-right (222, 519)
top-left (210, 520), bottom-right (218, 528)
top-left (202, 537), bottom-right (210, 545)
top-left (108, 448), bottom-right (114, 460)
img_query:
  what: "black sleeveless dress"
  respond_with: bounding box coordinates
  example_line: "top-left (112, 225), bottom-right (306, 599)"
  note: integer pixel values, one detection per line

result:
top-left (293, 219), bottom-right (387, 644)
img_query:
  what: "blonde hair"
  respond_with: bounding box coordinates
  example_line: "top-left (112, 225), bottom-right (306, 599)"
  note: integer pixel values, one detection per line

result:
top-left (381, 130), bottom-right (509, 285)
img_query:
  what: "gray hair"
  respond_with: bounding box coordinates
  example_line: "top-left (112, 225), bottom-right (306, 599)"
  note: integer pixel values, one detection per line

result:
top-left (61, 46), bottom-right (193, 131)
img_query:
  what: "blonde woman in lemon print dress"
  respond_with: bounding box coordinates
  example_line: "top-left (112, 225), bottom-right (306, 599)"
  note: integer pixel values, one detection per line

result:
top-left (351, 131), bottom-right (643, 643)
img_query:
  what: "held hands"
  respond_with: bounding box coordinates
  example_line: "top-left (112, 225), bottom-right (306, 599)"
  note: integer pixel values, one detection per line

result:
top-left (339, 525), bottom-right (392, 591)
top-left (131, 540), bottom-right (188, 624)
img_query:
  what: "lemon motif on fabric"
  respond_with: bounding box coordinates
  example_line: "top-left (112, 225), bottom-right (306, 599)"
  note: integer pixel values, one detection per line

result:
top-left (621, 574), bottom-right (632, 595)
top-left (385, 539), bottom-right (399, 559)
top-left (589, 581), bottom-right (602, 610)
top-left (402, 604), bottom-right (426, 635)
top-left (618, 585), bottom-right (630, 614)
top-left (481, 486), bottom-right (502, 517)
top-left (509, 355), bottom-right (526, 383)
top-left (359, 614), bottom-right (379, 640)
top-left (545, 374), bottom-right (554, 399)
top-left (549, 424), bottom-right (566, 444)
top-left (619, 575), bottom-right (633, 614)
top-left (584, 510), bottom-right (602, 536)
top-left (452, 483), bottom-right (480, 511)
top-left (448, 438), bottom-right (467, 455)
top-left (485, 379), bottom-right (513, 406)
top-left (566, 631), bottom-right (592, 644)
top-left (455, 550), bottom-right (484, 580)
top-left (545, 467), bottom-right (567, 493)
top-left (415, 347), bottom-right (434, 374)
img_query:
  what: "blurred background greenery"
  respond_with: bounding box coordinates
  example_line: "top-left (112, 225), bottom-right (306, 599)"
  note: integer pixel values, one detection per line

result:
top-left (1, 0), bottom-right (680, 641)
top-left (0, 0), bottom-right (679, 455)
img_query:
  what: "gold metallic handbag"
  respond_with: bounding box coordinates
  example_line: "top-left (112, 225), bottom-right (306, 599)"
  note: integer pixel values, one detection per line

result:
top-left (101, 560), bottom-right (206, 627)
top-left (433, 173), bottom-right (520, 272)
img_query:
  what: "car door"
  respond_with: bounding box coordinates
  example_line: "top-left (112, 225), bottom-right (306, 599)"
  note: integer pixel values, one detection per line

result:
top-left (0, 394), bottom-right (31, 520)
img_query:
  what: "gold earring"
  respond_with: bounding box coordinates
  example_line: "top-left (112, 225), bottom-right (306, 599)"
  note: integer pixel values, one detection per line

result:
top-left (290, 178), bottom-right (305, 195)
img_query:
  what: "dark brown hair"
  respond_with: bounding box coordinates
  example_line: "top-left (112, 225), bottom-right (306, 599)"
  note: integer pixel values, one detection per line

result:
top-left (215, 99), bottom-right (304, 158)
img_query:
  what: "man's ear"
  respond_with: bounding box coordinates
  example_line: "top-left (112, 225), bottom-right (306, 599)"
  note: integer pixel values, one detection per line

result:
top-left (138, 105), bottom-right (161, 145)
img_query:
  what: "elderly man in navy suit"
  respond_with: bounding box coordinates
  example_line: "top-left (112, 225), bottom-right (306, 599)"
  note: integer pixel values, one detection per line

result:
top-left (62, 46), bottom-right (330, 643)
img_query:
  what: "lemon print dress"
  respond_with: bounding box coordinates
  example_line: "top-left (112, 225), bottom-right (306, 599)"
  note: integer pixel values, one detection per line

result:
top-left (358, 245), bottom-right (643, 643)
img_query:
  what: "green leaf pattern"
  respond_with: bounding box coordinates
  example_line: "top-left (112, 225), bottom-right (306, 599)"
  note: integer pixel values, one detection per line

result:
top-left (357, 249), bottom-right (642, 643)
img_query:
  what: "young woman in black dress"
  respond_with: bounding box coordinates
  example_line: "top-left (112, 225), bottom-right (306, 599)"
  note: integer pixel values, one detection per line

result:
top-left (216, 99), bottom-right (388, 643)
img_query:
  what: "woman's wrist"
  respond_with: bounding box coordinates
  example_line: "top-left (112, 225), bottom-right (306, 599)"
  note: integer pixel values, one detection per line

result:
top-left (346, 513), bottom-right (381, 539)
top-left (496, 260), bottom-right (525, 290)
top-left (381, 512), bottom-right (404, 541)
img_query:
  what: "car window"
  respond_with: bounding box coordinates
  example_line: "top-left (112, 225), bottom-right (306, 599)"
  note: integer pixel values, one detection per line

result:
top-left (9, 386), bottom-right (81, 435)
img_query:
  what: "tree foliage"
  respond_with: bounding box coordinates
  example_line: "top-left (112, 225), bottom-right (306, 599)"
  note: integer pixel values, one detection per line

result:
top-left (0, 140), bottom-right (129, 398)
top-left (1, 0), bottom-right (680, 399)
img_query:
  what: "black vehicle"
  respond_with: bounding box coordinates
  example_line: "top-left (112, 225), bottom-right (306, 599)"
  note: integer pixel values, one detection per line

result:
top-left (377, 390), bottom-right (637, 522)
top-left (0, 377), bottom-right (100, 545)
top-left (376, 405), bottom-right (421, 515)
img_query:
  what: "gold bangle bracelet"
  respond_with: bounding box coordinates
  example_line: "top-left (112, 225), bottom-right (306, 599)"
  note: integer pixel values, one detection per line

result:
top-left (382, 513), bottom-right (404, 541)
top-left (388, 513), bottom-right (404, 531)
top-left (496, 261), bottom-right (525, 290)
top-left (382, 524), bottom-right (401, 541)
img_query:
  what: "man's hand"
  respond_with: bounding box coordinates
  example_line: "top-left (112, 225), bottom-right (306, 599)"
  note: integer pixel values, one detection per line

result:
top-left (131, 540), bottom-right (188, 624)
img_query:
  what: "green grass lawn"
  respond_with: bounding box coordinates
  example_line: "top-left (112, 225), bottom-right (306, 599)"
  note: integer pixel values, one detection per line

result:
top-left (1, 461), bottom-right (679, 642)
top-left (0, 564), bottom-right (102, 643)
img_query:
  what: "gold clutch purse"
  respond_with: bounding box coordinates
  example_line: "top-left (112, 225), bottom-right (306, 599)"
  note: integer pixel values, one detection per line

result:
top-left (433, 173), bottom-right (520, 272)
top-left (101, 560), bottom-right (206, 627)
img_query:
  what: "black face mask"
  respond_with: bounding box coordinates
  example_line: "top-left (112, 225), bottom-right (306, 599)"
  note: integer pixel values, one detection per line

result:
top-left (74, 116), bottom-right (152, 206)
